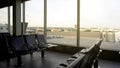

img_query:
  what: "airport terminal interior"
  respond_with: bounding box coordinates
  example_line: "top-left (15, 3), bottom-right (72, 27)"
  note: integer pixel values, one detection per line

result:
top-left (0, 0), bottom-right (120, 68)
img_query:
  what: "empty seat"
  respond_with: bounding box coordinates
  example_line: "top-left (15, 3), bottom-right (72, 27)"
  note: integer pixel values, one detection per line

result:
top-left (0, 33), bottom-right (14, 66)
top-left (58, 43), bottom-right (101, 68)
top-left (0, 33), bottom-right (9, 61)
top-left (9, 35), bottom-right (29, 55)
top-left (24, 34), bottom-right (40, 52)
top-left (8, 35), bottom-right (30, 66)
top-left (1, 32), bottom-right (11, 55)
top-left (79, 42), bottom-right (102, 68)
top-left (1, 32), bottom-right (10, 37)
top-left (35, 34), bottom-right (57, 58)
top-left (35, 34), bottom-right (57, 49)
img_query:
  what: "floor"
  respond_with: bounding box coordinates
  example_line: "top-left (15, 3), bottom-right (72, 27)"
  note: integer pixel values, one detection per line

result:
top-left (99, 59), bottom-right (120, 68)
top-left (0, 50), bottom-right (71, 68)
top-left (0, 50), bottom-right (120, 68)
top-left (47, 37), bottom-right (120, 51)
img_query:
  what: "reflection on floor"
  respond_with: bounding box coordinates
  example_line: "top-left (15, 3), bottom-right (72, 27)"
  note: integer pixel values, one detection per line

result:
top-left (47, 37), bottom-right (120, 51)
top-left (99, 59), bottom-right (120, 68)
top-left (0, 50), bottom-right (71, 68)
top-left (0, 51), bottom-right (120, 68)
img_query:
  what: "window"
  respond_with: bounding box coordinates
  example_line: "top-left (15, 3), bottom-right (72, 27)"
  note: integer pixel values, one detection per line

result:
top-left (1, 27), bottom-right (3, 30)
top-left (47, 0), bottom-right (77, 46)
top-left (26, 0), bottom-right (44, 34)
top-left (0, 7), bottom-right (8, 33)
top-left (80, 0), bottom-right (120, 48)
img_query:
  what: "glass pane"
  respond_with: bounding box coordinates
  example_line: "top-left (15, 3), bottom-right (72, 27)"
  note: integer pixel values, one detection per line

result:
top-left (47, 0), bottom-right (77, 46)
top-left (80, 0), bottom-right (120, 49)
top-left (0, 8), bottom-right (8, 33)
top-left (26, 0), bottom-right (44, 34)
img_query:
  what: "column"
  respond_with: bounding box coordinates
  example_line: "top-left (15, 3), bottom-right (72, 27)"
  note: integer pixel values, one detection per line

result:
top-left (77, 0), bottom-right (80, 47)
top-left (13, 0), bottom-right (22, 36)
top-left (8, 6), bottom-right (10, 33)
top-left (44, 0), bottom-right (47, 43)
top-left (22, 2), bottom-right (26, 35)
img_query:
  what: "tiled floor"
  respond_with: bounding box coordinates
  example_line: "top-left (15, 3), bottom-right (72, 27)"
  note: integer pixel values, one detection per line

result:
top-left (99, 59), bottom-right (120, 68)
top-left (0, 50), bottom-right (71, 68)
top-left (0, 50), bottom-right (120, 68)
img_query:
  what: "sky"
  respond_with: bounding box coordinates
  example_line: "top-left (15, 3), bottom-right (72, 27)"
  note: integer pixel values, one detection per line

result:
top-left (0, 0), bottom-right (120, 28)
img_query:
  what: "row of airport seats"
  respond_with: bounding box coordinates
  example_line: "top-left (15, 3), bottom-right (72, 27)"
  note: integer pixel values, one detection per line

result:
top-left (58, 40), bottom-right (102, 68)
top-left (0, 33), bottom-right (57, 66)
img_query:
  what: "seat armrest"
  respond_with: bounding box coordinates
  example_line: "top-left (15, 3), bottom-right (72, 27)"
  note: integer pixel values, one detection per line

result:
top-left (71, 56), bottom-right (78, 59)
top-left (67, 58), bottom-right (75, 61)
top-left (80, 49), bottom-right (88, 54)
top-left (59, 63), bottom-right (68, 67)
top-left (66, 58), bottom-right (75, 64)
top-left (99, 49), bottom-right (102, 52)
top-left (47, 44), bottom-right (58, 47)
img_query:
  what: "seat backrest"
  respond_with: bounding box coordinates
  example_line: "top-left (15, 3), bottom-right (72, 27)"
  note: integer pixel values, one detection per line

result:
top-left (10, 35), bottom-right (28, 52)
top-left (1, 32), bottom-right (11, 51)
top-left (0, 33), bottom-right (6, 53)
top-left (0, 33), bottom-right (2, 38)
top-left (24, 34), bottom-right (38, 49)
top-left (0, 33), bottom-right (11, 54)
top-left (1, 32), bottom-right (10, 37)
top-left (97, 39), bottom-right (102, 47)
top-left (79, 45), bottom-right (97, 68)
top-left (36, 34), bottom-right (45, 45)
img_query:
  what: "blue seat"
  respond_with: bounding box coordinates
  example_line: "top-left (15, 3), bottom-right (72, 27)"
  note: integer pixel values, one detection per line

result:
top-left (24, 34), bottom-right (39, 52)
top-left (1, 33), bottom-right (11, 54)
top-left (35, 34), bottom-right (57, 58)
top-left (0, 33), bottom-right (14, 66)
top-left (0, 33), bottom-right (9, 61)
top-left (9, 35), bottom-right (30, 66)
top-left (10, 35), bottom-right (29, 55)
top-left (36, 34), bottom-right (57, 49)
top-left (1, 32), bottom-right (10, 37)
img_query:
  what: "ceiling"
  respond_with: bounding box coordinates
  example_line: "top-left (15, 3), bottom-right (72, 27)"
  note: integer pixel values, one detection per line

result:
top-left (0, 0), bottom-right (29, 8)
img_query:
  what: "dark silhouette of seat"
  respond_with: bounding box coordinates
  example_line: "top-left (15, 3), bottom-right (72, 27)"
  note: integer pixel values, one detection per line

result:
top-left (0, 33), bottom-right (14, 66)
top-left (0, 33), bottom-right (9, 61)
top-left (35, 34), bottom-right (57, 58)
top-left (1, 33), bottom-right (12, 55)
top-left (36, 34), bottom-right (57, 49)
top-left (10, 35), bottom-right (28, 55)
top-left (79, 40), bottom-right (102, 68)
top-left (58, 40), bottom-right (102, 68)
top-left (9, 35), bottom-right (29, 66)
top-left (24, 34), bottom-right (40, 53)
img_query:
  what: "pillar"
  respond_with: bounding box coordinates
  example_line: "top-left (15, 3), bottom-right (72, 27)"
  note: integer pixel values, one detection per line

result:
top-left (13, 0), bottom-right (22, 36)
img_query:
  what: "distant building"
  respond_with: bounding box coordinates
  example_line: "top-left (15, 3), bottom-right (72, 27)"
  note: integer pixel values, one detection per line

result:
top-left (26, 29), bottom-right (35, 34)
top-left (26, 27), bottom-right (44, 34)
top-left (51, 29), bottom-right (62, 32)
top-left (80, 28), bottom-right (90, 32)
top-left (91, 28), bottom-right (101, 32)
top-left (35, 29), bottom-right (44, 34)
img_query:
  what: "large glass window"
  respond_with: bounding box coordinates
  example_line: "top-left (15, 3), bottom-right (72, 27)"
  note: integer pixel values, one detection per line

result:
top-left (47, 0), bottom-right (77, 46)
top-left (80, 0), bottom-right (120, 48)
top-left (0, 8), bottom-right (8, 33)
top-left (25, 0), bottom-right (120, 50)
top-left (26, 0), bottom-right (44, 34)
